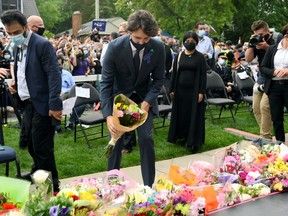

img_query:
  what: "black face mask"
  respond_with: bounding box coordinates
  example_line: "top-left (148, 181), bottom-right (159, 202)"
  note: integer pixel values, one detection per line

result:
top-left (36, 27), bottom-right (45, 36)
top-left (184, 42), bottom-right (196, 51)
top-left (130, 39), bottom-right (146, 50)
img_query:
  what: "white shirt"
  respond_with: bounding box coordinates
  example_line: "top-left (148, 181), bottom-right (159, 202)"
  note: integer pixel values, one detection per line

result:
top-left (196, 35), bottom-right (214, 59)
top-left (274, 40), bottom-right (288, 69)
top-left (17, 30), bottom-right (32, 101)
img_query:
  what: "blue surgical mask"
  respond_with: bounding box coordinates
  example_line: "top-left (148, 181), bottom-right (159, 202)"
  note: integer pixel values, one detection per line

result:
top-left (197, 30), bottom-right (206, 38)
top-left (220, 59), bottom-right (226, 65)
top-left (4, 55), bottom-right (11, 60)
top-left (9, 31), bottom-right (25, 47)
top-left (83, 50), bottom-right (88, 55)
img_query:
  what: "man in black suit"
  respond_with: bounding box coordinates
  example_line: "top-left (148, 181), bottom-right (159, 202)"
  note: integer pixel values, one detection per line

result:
top-left (1, 10), bottom-right (62, 192)
top-left (100, 10), bottom-right (165, 187)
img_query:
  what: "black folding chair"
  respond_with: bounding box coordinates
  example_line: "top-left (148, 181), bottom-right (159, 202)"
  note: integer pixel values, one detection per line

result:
top-left (154, 86), bottom-right (172, 132)
top-left (69, 83), bottom-right (107, 148)
top-left (205, 71), bottom-right (236, 124)
top-left (234, 73), bottom-right (255, 115)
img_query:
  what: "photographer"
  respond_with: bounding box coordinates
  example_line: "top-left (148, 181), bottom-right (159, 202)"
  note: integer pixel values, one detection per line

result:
top-left (90, 28), bottom-right (100, 42)
top-left (245, 20), bottom-right (283, 140)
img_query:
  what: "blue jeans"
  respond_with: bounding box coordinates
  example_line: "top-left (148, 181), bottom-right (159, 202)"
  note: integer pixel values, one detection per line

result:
top-left (68, 104), bottom-right (86, 124)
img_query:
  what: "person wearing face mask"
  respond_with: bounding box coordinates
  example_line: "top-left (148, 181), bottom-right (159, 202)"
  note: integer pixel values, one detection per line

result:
top-left (245, 20), bottom-right (283, 140)
top-left (100, 10), bottom-right (165, 187)
top-left (168, 31), bottom-right (207, 153)
top-left (194, 22), bottom-right (214, 69)
top-left (0, 50), bottom-right (12, 70)
top-left (0, 10), bottom-right (62, 192)
top-left (71, 47), bottom-right (90, 76)
top-left (27, 15), bottom-right (45, 36)
top-left (213, 52), bottom-right (241, 104)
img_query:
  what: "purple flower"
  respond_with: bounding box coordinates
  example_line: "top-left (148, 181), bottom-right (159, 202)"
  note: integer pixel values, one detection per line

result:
top-left (61, 207), bottom-right (70, 216)
top-left (218, 173), bottom-right (238, 184)
top-left (49, 205), bottom-right (59, 216)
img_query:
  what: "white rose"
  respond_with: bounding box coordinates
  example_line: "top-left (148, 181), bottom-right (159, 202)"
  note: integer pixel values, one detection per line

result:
top-left (259, 187), bottom-right (271, 196)
top-left (239, 193), bottom-right (252, 201)
top-left (32, 170), bottom-right (49, 184)
top-left (248, 171), bottom-right (261, 179)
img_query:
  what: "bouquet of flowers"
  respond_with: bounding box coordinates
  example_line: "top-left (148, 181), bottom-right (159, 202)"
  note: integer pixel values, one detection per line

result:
top-left (103, 94), bottom-right (148, 158)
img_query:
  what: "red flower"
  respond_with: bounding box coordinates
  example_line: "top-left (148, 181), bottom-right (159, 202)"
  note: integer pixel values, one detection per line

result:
top-left (71, 195), bottom-right (79, 201)
top-left (3, 202), bottom-right (17, 210)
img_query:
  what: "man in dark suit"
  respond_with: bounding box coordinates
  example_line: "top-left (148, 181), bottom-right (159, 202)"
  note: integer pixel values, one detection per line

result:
top-left (100, 10), bottom-right (165, 187)
top-left (0, 10), bottom-right (62, 192)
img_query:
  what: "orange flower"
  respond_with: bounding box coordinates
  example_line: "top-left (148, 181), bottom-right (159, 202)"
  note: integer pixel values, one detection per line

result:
top-left (257, 154), bottom-right (268, 163)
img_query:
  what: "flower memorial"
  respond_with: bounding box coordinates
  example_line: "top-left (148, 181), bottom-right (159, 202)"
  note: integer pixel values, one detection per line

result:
top-left (103, 94), bottom-right (148, 158)
top-left (2, 142), bottom-right (288, 215)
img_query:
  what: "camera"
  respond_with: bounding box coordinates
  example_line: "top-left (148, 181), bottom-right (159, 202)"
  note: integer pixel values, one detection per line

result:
top-left (253, 84), bottom-right (264, 94)
top-left (249, 35), bottom-right (264, 47)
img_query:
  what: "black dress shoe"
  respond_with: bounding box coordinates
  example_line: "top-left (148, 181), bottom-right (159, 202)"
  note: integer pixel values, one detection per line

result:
top-left (20, 171), bottom-right (32, 182)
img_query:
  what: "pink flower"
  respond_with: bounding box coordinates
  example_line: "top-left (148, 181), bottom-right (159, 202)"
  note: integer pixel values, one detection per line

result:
top-left (283, 154), bottom-right (288, 162)
top-left (117, 110), bottom-right (124, 117)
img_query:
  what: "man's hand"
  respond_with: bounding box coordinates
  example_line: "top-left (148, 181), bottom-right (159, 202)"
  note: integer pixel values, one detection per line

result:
top-left (0, 68), bottom-right (9, 80)
top-left (255, 41), bottom-right (269, 50)
top-left (9, 79), bottom-right (17, 94)
top-left (106, 116), bottom-right (121, 137)
top-left (49, 110), bottom-right (62, 121)
top-left (141, 101), bottom-right (150, 113)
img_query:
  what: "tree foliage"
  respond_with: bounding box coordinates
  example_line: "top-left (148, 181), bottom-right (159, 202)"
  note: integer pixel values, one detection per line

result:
top-left (35, 0), bottom-right (287, 41)
top-left (115, 0), bottom-right (236, 39)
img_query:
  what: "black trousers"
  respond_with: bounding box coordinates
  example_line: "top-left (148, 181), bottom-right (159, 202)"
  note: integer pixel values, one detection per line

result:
top-left (23, 101), bottom-right (59, 189)
top-left (268, 81), bottom-right (288, 142)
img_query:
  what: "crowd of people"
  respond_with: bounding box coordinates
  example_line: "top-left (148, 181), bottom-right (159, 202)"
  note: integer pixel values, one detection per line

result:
top-left (0, 8), bottom-right (288, 190)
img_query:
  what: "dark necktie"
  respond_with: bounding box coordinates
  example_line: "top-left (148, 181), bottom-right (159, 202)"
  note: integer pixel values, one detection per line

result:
top-left (133, 49), bottom-right (141, 77)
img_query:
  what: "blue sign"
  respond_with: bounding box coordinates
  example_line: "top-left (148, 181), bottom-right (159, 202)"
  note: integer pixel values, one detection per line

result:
top-left (92, 20), bottom-right (107, 32)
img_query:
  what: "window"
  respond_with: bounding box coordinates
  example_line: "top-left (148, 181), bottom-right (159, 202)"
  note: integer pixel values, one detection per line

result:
top-left (2, 0), bottom-right (19, 11)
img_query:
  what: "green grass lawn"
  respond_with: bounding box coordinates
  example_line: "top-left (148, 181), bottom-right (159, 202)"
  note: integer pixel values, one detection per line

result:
top-left (0, 106), bottom-right (263, 179)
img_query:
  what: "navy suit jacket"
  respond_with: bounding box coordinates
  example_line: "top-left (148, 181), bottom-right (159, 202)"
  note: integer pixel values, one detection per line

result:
top-left (100, 35), bottom-right (165, 118)
top-left (14, 33), bottom-right (62, 116)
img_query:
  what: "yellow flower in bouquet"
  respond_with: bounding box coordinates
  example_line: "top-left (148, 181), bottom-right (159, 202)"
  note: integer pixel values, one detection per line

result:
top-left (103, 94), bottom-right (148, 158)
top-left (79, 191), bottom-right (97, 201)
top-left (154, 176), bottom-right (174, 191)
top-left (273, 182), bottom-right (283, 191)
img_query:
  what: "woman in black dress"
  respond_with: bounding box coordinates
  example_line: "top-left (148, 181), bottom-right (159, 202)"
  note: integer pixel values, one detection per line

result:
top-left (167, 31), bottom-right (207, 152)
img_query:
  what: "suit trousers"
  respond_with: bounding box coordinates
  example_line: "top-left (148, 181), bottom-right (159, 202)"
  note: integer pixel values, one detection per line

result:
top-left (23, 101), bottom-right (59, 189)
top-left (252, 83), bottom-right (273, 139)
top-left (268, 81), bottom-right (288, 142)
top-left (108, 110), bottom-right (155, 187)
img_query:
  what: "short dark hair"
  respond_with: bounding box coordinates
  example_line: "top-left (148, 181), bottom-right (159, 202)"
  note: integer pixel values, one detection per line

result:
top-left (183, 31), bottom-right (199, 44)
top-left (195, 22), bottom-right (205, 29)
top-left (281, 24), bottom-right (288, 36)
top-left (0, 10), bottom-right (27, 27)
top-left (126, 10), bottom-right (159, 37)
top-left (251, 20), bottom-right (269, 32)
top-left (110, 32), bottom-right (119, 40)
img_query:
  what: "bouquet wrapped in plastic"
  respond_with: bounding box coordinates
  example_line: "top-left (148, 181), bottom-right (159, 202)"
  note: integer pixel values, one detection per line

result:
top-left (103, 94), bottom-right (148, 158)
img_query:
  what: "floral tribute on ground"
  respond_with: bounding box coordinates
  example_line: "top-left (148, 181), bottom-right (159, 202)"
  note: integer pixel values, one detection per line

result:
top-left (2, 141), bottom-right (288, 215)
top-left (103, 94), bottom-right (148, 158)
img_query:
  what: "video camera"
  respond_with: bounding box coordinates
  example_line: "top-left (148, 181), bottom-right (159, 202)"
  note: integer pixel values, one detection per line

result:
top-left (249, 35), bottom-right (264, 47)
